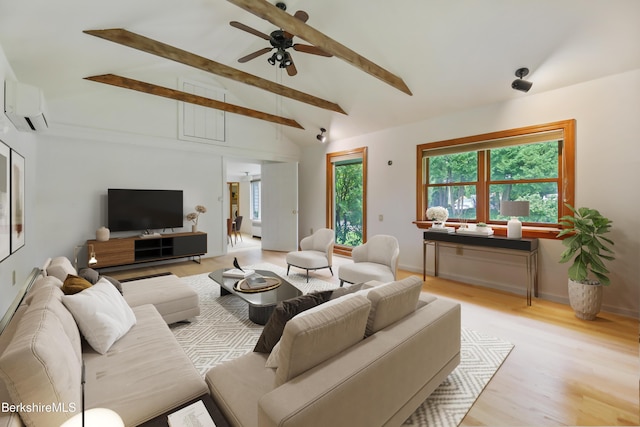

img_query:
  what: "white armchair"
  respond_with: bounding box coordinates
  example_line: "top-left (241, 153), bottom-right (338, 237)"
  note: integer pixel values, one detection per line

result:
top-left (286, 228), bottom-right (334, 282)
top-left (338, 235), bottom-right (400, 287)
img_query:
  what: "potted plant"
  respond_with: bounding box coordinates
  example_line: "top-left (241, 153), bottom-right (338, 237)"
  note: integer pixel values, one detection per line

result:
top-left (557, 204), bottom-right (615, 320)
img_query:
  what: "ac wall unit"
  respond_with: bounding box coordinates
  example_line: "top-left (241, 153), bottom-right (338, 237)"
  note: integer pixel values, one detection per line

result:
top-left (4, 80), bottom-right (49, 132)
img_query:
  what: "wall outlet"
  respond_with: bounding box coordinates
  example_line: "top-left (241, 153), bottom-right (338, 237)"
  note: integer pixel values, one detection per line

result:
top-left (378, 214), bottom-right (384, 221)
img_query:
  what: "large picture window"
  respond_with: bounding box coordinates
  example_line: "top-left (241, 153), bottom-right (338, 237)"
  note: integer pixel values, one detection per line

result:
top-left (416, 120), bottom-right (575, 238)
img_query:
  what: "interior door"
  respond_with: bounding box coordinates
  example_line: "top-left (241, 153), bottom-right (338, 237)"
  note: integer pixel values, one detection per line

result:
top-left (261, 162), bottom-right (298, 251)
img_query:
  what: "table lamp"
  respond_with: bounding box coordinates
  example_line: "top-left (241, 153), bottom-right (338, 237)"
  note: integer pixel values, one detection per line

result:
top-left (500, 200), bottom-right (530, 239)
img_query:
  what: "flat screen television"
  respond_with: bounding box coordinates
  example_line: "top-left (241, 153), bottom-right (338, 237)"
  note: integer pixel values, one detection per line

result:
top-left (107, 189), bottom-right (183, 232)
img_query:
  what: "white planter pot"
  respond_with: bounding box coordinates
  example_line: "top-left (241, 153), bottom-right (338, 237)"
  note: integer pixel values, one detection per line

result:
top-left (568, 278), bottom-right (603, 320)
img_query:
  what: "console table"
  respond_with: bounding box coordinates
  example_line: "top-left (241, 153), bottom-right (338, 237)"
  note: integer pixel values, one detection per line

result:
top-left (422, 231), bottom-right (539, 305)
top-left (87, 232), bottom-right (207, 269)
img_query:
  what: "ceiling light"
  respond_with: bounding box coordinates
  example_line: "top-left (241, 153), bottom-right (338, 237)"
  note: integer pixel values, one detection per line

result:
top-left (317, 127), bottom-right (327, 143)
top-left (267, 53), bottom-right (277, 65)
top-left (512, 68), bottom-right (532, 92)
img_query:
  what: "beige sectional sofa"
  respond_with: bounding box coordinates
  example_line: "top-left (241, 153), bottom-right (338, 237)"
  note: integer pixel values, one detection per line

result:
top-left (0, 257), bottom-right (206, 427)
top-left (206, 276), bottom-right (461, 427)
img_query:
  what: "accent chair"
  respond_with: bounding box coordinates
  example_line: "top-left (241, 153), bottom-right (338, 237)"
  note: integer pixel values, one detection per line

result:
top-left (338, 234), bottom-right (399, 286)
top-left (286, 228), bottom-right (334, 282)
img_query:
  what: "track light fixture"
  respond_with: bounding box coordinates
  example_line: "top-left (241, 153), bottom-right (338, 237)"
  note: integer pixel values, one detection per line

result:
top-left (316, 127), bottom-right (327, 143)
top-left (512, 67), bottom-right (533, 92)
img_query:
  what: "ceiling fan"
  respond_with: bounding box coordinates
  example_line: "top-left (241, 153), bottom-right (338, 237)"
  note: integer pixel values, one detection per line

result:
top-left (230, 2), bottom-right (331, 76)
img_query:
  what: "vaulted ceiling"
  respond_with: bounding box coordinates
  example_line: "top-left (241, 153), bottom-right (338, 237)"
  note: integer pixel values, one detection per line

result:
top-left (1, 0), bottom-right (639, 146)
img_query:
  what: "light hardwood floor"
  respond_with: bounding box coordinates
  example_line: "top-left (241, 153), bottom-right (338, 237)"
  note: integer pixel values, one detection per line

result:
top-left (107, 241), bottom-right (639, 426)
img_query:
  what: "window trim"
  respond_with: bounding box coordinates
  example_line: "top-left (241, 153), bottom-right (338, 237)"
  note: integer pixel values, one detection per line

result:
top-left (326, 147), bottom-right (368, 256)
top-left (415, 120), bottom-right (575, 239)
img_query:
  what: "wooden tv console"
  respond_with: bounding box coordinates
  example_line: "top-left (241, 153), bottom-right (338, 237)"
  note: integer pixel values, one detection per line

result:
top-left (86, 232), bottom-right (207, 269)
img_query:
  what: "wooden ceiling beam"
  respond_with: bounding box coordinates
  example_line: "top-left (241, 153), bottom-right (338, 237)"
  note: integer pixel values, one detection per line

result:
top-left (83, 28), bottom-right (346, 115)
top-left (226, 0), bottom-right (412, 96)
top-left (84, 74), bottom-right (304, 129)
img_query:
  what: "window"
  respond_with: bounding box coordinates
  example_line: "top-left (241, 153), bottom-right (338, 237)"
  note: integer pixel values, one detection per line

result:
top-left (326, 147), bottom-right (368, 255)
top-left (416, 120), bottom-right (575, 238)
top-left (251, 179), bottom-right (261, 220)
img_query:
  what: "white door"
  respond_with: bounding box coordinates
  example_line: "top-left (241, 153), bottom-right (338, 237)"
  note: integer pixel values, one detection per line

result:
top-left (261, 162), bottom-right (298, 251)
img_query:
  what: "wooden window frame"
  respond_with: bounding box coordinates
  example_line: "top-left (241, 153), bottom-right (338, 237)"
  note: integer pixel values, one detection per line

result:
top-left (415, 120), bottom-right (575, 239)
top-left (326, 147), bottom-right (368, 256)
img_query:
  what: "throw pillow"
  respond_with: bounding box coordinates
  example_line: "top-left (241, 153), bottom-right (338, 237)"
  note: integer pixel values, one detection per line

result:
top-left (101, 275), bottom-right (123, 295)
top-left (274, 294), bottom-right (371, 385)
top-left (78, 268), bottom-right (100, 284)
top-left (61, 279), bottom-right (136, 354)
top-left (253, 290), bottom-right (333, 354)
top-left (360, 276), bottom-right (423, 336)
top-left (61, 274), bottom-right (93, 295)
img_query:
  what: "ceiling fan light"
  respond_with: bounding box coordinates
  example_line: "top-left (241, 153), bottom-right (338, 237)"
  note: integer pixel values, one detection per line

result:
top-left (275, 50), bottom-right (285, 61)
top-left (267, 53), bottom-right (277, 65)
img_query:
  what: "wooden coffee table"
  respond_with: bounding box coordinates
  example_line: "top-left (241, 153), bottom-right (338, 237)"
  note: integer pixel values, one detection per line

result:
top-left (208, 269), bottom-right (302, 325)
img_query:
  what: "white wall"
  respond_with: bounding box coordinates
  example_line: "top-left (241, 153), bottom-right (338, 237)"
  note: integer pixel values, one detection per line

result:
top-left (0, 45), bottom-right (41, 319)
top-left (0, 42), bottom-right (303, 321)
top-left (299, 69), bottom-right (640, 317)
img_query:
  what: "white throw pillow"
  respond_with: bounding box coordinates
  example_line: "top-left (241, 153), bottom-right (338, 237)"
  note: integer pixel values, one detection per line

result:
top-left (62, 278), bottom-right (136, 354)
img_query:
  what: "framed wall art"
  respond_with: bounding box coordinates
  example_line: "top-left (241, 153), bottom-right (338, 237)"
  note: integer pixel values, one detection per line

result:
top-left (10, 149), bottom-right (24, 254)
top-left (0, 141), bottom-right (10, 261)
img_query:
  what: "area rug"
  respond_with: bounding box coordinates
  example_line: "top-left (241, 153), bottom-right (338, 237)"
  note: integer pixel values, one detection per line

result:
top-left (171, 263), bottom-right (514, 427)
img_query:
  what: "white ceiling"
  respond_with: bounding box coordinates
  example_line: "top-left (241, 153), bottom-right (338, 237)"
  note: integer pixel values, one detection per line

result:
top-left (1, 0), bottom-right (639, 147)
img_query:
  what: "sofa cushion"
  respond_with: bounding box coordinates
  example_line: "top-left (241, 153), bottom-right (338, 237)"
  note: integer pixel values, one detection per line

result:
top-left (361, 276), bottom-right (423, 336)
top-left (45, 256), bottom-right (76, 281)
top-left (275, 294), bottom-right (371, 386)
top-left (61, 274), bottom-right (93, 295)
top-left (62, 278), bottom-right (136, 354)
top-left (121, 274), bottom-right (199, 324)
top-left (84, 304), bottom-right (208, 426)
top-left (254, 290), bottom-right (333, 354)
top-left (0, 288), bottom-right (82, 427)
top-left (23, 275), bottom-right (63, 305)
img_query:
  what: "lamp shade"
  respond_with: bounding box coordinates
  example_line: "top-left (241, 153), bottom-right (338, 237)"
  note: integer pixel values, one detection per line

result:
top-left (500, 200), bottom-right (530, 217)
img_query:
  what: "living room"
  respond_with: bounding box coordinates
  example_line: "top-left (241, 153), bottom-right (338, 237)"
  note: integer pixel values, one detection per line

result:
top-left (0, 0), bottom-right (638, 426)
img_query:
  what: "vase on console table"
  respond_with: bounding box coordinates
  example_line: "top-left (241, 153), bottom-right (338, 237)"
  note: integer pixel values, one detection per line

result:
top-left (432, 221), bottom-right (445, 229)
top-left (192, 225), bottom-right (197, 233)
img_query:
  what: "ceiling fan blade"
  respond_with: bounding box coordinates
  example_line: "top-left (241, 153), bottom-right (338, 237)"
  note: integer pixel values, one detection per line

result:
top-left (230, 21), bottom-right (271, 40)
top-left (226, 0), bottom-right (412, 96)
top-left (286, 61), bottom-right (297, 77)
top-left (83, 29), bottom-right (347, 115)
top-left (238, 47), bottom-right (272, 63)
top-left (283, 10), bottom-right (309, 38)
top-left (293, 43), bottom-right (332, 57)
top-left (293, 10), bottom-right (309, 23)
top-left (84, 74), bottom-right (303, 129)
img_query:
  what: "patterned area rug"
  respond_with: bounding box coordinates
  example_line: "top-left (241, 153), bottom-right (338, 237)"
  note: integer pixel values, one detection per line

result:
top-left (171, 263), bottom-right (514, 427)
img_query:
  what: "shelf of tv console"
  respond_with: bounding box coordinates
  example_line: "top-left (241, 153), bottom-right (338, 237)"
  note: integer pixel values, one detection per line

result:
top-left (86, 232), bottom-right (207, 269)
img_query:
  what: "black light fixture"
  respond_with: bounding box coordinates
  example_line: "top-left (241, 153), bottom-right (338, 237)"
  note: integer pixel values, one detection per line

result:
top-left (317, 127), bottom-right (327, 143)
top-left (512, 67), bottom-right (533, 92)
